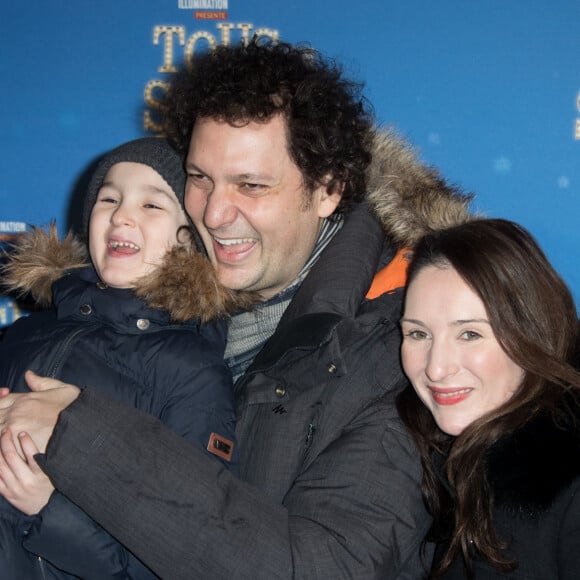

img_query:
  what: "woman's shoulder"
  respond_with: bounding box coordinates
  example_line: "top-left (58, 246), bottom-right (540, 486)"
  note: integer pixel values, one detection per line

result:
top-left (487, 397), bottom-right (580, 516)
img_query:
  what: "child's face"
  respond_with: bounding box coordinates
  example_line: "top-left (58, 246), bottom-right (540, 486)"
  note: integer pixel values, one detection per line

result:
top-left (89, 162), bottom-right (188, 289)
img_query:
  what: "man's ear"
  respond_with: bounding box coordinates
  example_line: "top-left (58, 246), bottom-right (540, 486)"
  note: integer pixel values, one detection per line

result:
top-left (316, 178), bottom-right (344, 218)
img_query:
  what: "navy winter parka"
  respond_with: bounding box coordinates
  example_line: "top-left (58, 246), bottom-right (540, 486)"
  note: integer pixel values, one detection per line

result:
top-left (0, 233), bottom-right (246, 579)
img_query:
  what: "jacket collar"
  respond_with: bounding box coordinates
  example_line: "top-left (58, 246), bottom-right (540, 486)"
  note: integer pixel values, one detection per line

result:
top-left (486, 402), bottom-right (580, 515)
top-left (53, 266), bottom-right (184, 331)
top-left (280, 203), bottom-right (386, 324)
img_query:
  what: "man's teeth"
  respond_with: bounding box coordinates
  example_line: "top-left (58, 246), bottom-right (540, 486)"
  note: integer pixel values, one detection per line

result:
top-left (215, 237), bottom-right (255, 246)
top-left (109, 241), bottom-right (140, 250)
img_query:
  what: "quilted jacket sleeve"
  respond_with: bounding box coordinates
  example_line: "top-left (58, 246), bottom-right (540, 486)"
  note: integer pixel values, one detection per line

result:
top-left (24, 361), bottom-right (237, 578)
top-left (23, 492), bottom-right (157, 579)
top-left (157, 360), bottom-right (238, 470)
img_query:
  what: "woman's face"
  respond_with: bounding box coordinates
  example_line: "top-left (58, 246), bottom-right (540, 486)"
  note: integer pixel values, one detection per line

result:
top-left (400, 265), bottom-right (524, 436)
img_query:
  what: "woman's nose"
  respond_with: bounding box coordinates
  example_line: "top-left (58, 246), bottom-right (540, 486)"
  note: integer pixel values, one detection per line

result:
top-left (424, 339), bottom-right (458, 382)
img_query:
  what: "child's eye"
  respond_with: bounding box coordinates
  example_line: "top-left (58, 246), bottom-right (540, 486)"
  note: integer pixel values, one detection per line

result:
top-left (98, 196), bottom-right (118, 205)
top-left (143, 203), bottom-right (162, 209)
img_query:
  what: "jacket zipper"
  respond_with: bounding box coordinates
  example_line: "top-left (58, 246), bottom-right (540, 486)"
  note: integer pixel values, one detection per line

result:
top-left (305, 423), bottom-right (316, 448)
top-left (37, 555), bottom-right (47, 580)
top-left (48, 325), bottom-right (93, 378)
top-left (35, 326), bottom-right (92, 578)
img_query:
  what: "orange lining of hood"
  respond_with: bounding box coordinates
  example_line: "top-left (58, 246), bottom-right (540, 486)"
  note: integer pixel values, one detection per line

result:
top-left (366, 247), bottom-right (409, 298)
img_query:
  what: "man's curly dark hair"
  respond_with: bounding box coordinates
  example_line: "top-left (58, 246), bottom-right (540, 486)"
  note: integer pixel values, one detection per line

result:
top-left (162, 39), bottom-right (374, 215)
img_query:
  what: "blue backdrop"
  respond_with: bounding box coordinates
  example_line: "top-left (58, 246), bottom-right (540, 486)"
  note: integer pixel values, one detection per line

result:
top-left (2, 0), bottom-right (579, 325)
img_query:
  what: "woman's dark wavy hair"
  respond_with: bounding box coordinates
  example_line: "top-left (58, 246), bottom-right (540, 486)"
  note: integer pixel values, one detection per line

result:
top-left (161, 38), bottom-right (374, 215)
top-left (397, 218), bottom-right (580, 577)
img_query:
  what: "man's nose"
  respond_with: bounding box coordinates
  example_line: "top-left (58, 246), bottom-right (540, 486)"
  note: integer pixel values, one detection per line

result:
top-left (202, 183), bottom-right (238, 230)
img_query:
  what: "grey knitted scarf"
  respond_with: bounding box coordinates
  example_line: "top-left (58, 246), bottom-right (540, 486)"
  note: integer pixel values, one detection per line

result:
top-left (225, 216), bottom-right (343, 382)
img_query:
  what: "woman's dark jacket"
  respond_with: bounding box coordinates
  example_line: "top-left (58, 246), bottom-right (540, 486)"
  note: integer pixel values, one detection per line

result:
top-left (0, 233), bottom-right (252, 579)
top-left (435, 403), bottom-right (580, 579)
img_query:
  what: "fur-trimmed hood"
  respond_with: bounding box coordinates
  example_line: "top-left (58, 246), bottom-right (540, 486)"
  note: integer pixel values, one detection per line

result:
top-left (367, 128), bottom-right (472, 247)
top-left (487, 400), bottom-right (580, 516)
top-left (0, 224), bottom-right (258, 323)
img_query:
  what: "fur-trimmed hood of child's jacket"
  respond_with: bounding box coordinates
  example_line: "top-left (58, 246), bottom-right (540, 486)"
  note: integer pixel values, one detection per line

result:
top-left (366, 127), bottom-right (472, 247)
top-left (0, 225), bottom-right (259, 323)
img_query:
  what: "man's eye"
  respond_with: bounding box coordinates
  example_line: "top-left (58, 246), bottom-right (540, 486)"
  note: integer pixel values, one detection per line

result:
top-left (239, 183), bottom-right (267, 196)
top-left (187, 174), bottom-right (212, 191)
top-left (188, 173), bottom-right (208, 184)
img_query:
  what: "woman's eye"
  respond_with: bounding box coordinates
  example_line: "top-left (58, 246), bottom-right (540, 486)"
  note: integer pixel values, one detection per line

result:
top-left (460, 330), bottom-right (481, 341)
top-left (405, 330), bottom-right (428, 340)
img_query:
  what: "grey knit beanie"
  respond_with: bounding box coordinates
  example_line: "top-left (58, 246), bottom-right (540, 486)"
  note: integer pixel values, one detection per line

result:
top-left (82, 137), bottom-right (186, 236)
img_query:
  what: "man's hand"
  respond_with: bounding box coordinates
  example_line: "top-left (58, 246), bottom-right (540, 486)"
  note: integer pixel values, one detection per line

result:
top-left (0, 428), bottom-right (55, 515)
top-left (0, 370), bottom-right (81, 454)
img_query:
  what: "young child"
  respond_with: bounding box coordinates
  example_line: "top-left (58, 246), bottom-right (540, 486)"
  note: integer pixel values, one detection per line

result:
top-left (0, 137), bottom-right (255, 578)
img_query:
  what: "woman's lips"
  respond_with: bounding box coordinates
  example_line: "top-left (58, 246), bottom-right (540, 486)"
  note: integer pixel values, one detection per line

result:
top-left (428, 386), bottom-right (473, 406)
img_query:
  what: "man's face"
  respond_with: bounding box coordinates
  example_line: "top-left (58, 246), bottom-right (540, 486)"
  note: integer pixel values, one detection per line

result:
top-left (185, 116), bottom-right (341, 299)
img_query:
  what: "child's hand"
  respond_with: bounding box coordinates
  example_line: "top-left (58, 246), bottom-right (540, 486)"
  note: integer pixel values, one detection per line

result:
top-left (0, 428), bottom-right (54, 515)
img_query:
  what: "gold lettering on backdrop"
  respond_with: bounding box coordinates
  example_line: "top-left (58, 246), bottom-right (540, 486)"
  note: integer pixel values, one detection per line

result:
top-left (144, 23), bottom-right (280, 133)
top-left (236, 23), bottom-right (253, 44)
top-left (153, 26), bottom-right (186, 73)
top-left (215, 23), bottom-right (235, 45)
top-left (143, 79), bottom-right (171, 132)
top-left (184, 30), bottom-right (218, 64)
top-left (252, 28), bottom-right (279, 42)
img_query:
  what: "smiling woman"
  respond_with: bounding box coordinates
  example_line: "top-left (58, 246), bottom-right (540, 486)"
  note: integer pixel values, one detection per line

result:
top-left (401, 264), bottom-right (525, 437)
top-left (397, 218), bottom-right (580, 579)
